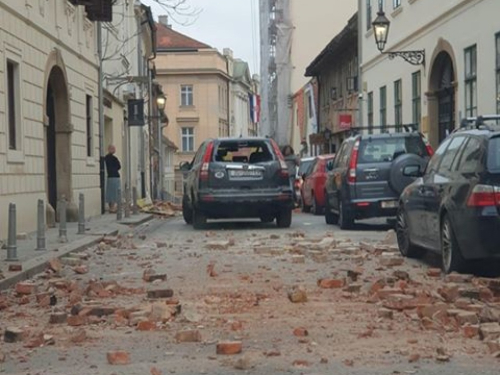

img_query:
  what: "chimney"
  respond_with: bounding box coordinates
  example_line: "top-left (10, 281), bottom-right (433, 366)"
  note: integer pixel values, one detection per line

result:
top-left (223, 48), bottom-right (233, 59)
top-left (158, 15), bottom-right (171, 28)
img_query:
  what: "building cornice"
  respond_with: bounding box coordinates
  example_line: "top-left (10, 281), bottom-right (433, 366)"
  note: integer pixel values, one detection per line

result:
top-left (156, 68), bottom-right (231, 80)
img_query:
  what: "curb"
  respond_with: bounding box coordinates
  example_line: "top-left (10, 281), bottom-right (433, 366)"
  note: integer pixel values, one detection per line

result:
top-left (0, 229), bottom-right (118, 291)
top-left (117, 214), bottom-right (155, 227)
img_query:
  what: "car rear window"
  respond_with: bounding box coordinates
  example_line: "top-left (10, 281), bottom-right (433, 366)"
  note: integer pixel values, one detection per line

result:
top-left (358, 136), bottom-right (428, 164)
top-left (487, 137), bottom-right (500, 172)
top-left (213, 140), bottom-right (274, 164)
top-left (298, 160), bottom-right (313, 175)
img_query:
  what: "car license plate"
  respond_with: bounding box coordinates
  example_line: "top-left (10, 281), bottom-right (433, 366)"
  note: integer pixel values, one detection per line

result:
top-left (381, 200), bottom-right (398, 208)
top-left (229, 170), bottom-right (263, 179)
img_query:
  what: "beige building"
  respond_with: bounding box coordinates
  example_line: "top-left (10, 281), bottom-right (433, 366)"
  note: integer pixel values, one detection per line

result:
top-left (154, 17), bottom-right (230, 201)
top-left (0, 0), bottom-right (100, 238)
top-left (360, 0), bottom-right (500, 148)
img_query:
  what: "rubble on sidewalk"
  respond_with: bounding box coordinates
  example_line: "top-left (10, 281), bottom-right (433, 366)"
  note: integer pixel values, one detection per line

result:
top-left (139, 200), bottom-right (180, 216)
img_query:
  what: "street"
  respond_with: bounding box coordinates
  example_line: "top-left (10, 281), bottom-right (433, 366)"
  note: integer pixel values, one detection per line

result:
top-left (1, 212), bottom-right (500, 375)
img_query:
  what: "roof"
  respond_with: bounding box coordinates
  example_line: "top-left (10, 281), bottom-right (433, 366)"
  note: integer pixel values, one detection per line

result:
top-left (156, 23), bottom-right (211, 51)
top-left (305, 12), bottom-right (358, 77)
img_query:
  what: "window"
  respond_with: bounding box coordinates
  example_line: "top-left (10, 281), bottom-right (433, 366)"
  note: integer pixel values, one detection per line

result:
top-left (412, 71), bottom-right (421, 127)
top-left (86, 95), bottom-right (93, 157)
top-left (464, 45), bottom-right (477, 117)
top-left (214, 140), bottom-right (274, 164)
top-left (380, 86), bottom-right (387, 129)
top-left (488, 137), bottom-right (500, 172)
top-left (307, 93), bottom-right (314, 119)
top-left (393, 0), bottom-right (401, 9)
top-left (7, 60), bottom-right (20, 150)
top-left (394, 79), bottom-right (402, 128)
top-left (458, 137), bottom-right (484, 173)
top-left (367, 92), bottom-right (374, 133)
top-left (180, 85), bottom-right (193, 106)
top-left (426, 137), bottom-right (452, 174)
top-left (438, 136), bottom-right (466, 174)
top-left (366, 0), bottom-right (372, 31)
top-left (496, 33), bottom-right (500, 117)
top-left (357, 136), bottom-right (428, 164)
top-left (181, 127), bottom-right (194, 152)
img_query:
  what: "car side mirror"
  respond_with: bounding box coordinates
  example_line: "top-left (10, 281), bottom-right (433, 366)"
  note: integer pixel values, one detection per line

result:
top-left (326, 161), bottom-right (334, 171)
top-left (403, 164), bottom-right (423, 178)
top-left (179, 161), bottom-right (191, 171)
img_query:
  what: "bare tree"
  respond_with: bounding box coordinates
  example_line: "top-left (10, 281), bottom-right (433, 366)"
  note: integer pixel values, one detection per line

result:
top-left (150, 0), bottom-right (202, 25)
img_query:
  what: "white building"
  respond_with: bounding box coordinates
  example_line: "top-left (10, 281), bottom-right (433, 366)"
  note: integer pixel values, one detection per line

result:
top-left (360, 0), bottom-right (500, 148)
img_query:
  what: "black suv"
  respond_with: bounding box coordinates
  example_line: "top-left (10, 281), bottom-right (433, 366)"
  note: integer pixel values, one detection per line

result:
top-left (181, 137), bottom-right (294, 229)
top-left (324, 129), bottom-right (433, 229)
top-left (396, 116), bottom-right (500, 274)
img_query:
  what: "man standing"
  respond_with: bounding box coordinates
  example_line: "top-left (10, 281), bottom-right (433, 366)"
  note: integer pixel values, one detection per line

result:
top-left (104, 145), bottom-right (121, 213)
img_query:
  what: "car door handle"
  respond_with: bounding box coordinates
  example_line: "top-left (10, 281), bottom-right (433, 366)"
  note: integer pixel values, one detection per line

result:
top-left (363, 168), bottom-right (379, 173)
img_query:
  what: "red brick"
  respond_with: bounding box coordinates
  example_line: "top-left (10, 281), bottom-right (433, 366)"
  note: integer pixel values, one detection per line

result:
top-left (67, 315), bottom-right (87, 327)
top-left (15, 282), bottom-right (36, 295)
top-left (70, 329), bottom-right (87, 344)
top-left (378, 308), bottom-right (394, 319)
top-left (136, 321), bottom-right (157, 331)
top-left (47, 258), bottom-right (62, 273)
top-left (438, 284), bottom-right (459, 302)
top-left (445, 273), bottom-right (472, 284)
top-left (107, 351), bottom-right (130, 365)
top-left (292, 360), bottom-right (311, 367)
top-left (463, 324), bottom-right (480, 338)
top-left (175, 330), bottom-right (201, 342)
top-left (231, 321), bottom-right (243, 331)
top-left (408, 354), bottom-right (420, 363)
top-left (147, 289), bottom-right (174, 299)
top-left (8, 264), bottom-right (22, 272)
top-left (479, 287), bottom-right (494, 302)
top-left (456, 311), bottom-right (479, 326)
top-left (293, 327), bottom-right (308, 337)
top-left (150, 367), bottom-right (162, 375)
top-left (216, 341), bottom-right (242, 355)
top-left (287, 286), bottom-right (307, 303)
top-left (18, 296), bottom-right (30, 305)
top-left (379, 256), bottom-right (404, 267)
top-left (427, 268), bottom-right (441, 277)
top-left (73, 265), bottom-right (89, 275)
top-left (49, 312), bottom-right (67, 324)
top-left (317, 278), bottom-right (345, 289)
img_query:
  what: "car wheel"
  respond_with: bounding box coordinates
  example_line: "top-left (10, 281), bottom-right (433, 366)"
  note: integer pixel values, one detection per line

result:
top-left (396, 206), bottom-right (425, 258)
top-left (182, 196), bottom-right (193, 224)
top-left (192, 208), bottom-right (207, 230)
top-left (276, 208), bottom-right (292, 228)
top-left (441, 215), bottom-right (466, 274)
top-left (260, 215), bottom-right (275, 223)
top-left (338, 199), bottom-right (354, 230)
top-left (324, 196), bottom-right (337, 225)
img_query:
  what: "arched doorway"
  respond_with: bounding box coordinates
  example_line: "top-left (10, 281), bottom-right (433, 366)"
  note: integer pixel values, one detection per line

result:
top-left (427, 45), bottom-right (457, 147)
top-left (43, 50), bottom-right (76, 224)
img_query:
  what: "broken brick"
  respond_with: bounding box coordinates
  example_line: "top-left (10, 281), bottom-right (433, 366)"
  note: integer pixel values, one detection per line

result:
top-left (292, 360), bottom-right (311, 367)
top-left (206, 264), bottom-right (218, 277)
top-left (137, 321), bottom-right (157, 331)
top-left (344, 284), bottom-right (362, 293)
top-left (15, 281), bottom-right (36, 295)
top-left (73, 265), bottom-right (89, 275)
top-left (427, 268), bottom-right (442, 277)
top-left (378, 308), bottom-right (394, 319)
top-left (463, 324), bottom-right (480, 338)
top-left (291, 255), bottom-right (305, 264)
top-left (293, 327), bottom-right (308, 337)
top-left (48, 258), bottom-right (62, 273)
top-left (317, 278), bottom-right (345, 289)
top-left (438, 284), bottom-right (459, 302)
top-left (445, 273), bottom-right (473, 284)
top-left (107, 351), bottom-right (130, 365)
top-left (287, 286), bottom-right (307, 303)
top-left (67, 315), bottom-right (87, 327)
top-left (70, 329), bottom-right (87, 344)
top-left (408, 353), bottom-right (420, 363)
top-left (4, 327), bottom-right (24, 343)
top-left (151, 367), bottom-right (162, 375)
top-left (147, 289), bottom-right (174, 299)
top-left (379, 255), bottom-right (404, 267)
top-left (216, 341), bottom-right (242, 355)
top-left (206, 241), bottom-right (230, 250)
top-left (456, 311), bottom-right (479, 326)
top-left (486, 339), bottom-right (500, 354)
top-left (8, 264), bottom-right (22, 272)
top-left (49, 312), bottom-right (67, 324)
top-left (175, 330), bottom-right (201, 343)
top-left (480, 323), bottom-right (500, 341)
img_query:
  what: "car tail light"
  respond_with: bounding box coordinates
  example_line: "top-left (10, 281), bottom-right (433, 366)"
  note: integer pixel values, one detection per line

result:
top-left (421, 134), bottom-right (434, 156)
top-left (467, 184), bottom-right (500, 207)
top-left (199, 142), bottom-right (214, 181)
top-left (270, 139), bottom-right (289, 178)
top-left (347, 139), bottom-right (360, 184)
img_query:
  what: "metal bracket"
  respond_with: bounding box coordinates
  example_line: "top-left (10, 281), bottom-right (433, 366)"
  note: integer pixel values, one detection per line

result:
top-left (384, 50), bottom-right (425, 66)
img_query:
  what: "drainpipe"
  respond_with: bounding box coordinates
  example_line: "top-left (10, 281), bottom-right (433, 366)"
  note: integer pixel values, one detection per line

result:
top-left (97, 21), bottom-right (105, 214)
top-left (356, 7), bottom-right (363, 129)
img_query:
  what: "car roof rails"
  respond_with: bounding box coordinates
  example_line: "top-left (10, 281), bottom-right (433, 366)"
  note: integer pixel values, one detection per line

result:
top-left (459, 115), bottom-right (500, 131)
top-left (349, 123), bottom-right (419, 137)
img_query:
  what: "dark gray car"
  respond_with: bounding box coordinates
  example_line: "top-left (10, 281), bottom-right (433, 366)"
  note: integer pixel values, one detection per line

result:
top-left (324, 131), bottom-right (433, 229)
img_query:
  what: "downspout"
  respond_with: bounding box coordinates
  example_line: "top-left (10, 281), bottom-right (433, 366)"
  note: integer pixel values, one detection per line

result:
top-left (226, 58), bottom-right (231, 136)
top-left (97, 21), bottom-right (105, 214)
top-left (356, 8), bottom-right (363, 129)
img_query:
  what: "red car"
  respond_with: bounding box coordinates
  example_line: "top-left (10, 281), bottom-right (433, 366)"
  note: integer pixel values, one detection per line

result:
top-left (301, 154), bottom-right (336, 215)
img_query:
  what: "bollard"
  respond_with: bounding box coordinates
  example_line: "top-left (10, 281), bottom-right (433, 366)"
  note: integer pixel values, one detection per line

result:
top-left (124, 185), bottom-right (131, 218)
top-left (116, 186), bottom-right (123, 221)
top-left (132, 186), bottom-right (139, 215)
top-left (58, 196), bottom-right (68, 243)
top-left (78, 193), bottom-right (85, 234)
top-left (6, 203), bottom-right (18, 261)
top-left (35, 199), bottom-right (46, 251)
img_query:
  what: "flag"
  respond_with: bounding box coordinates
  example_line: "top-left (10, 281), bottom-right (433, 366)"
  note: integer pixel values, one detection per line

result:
top-left (249, 94), bottom-right (260, 124)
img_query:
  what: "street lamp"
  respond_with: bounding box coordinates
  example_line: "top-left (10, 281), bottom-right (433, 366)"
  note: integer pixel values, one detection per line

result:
top-left (372, 5), bottom-right (425, 66)
top-left (156, 94), bottom-right (166, 112)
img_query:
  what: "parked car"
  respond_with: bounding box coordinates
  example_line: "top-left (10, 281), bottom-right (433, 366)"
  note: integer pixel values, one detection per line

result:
top-left (301, 154), bottom-right (336, 215)
top-left (181, 137), bottom-right (294, 229)
top-left (396, 116), bottom-right (500, 274)
top-left (294, 157), bottom-right (315, 206)
top-left (324, 130), bottom-right (434, 228)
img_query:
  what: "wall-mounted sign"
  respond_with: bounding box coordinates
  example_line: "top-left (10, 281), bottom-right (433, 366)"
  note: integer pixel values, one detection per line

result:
top-left (128, 99), bottom-right (145, 126)
top-left (339, 114), bottom-right (352, 130)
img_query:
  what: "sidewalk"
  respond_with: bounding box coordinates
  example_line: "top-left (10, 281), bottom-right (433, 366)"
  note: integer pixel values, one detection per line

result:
top-left (0, 213), bottom-right (154, 291)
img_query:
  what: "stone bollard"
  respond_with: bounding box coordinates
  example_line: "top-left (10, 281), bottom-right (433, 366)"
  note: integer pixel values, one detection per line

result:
top-left (116, 186), bottom-right (123, 221)
top-left (58, 196), bottom-right (68, 243)
top-left (132, 187), bottom-right (139, 215)
top-left (124, 185), bottom-right (131, 218)
top-left (6, 203), bottom-right (18, 261)
top-left (78, 193), bottom-right (85, 234)
top-left (35, 199), bottom-right (46, 251)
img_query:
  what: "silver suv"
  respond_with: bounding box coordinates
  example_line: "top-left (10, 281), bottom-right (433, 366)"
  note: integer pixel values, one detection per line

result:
top-left (324, 131), bottom-right (433, 229)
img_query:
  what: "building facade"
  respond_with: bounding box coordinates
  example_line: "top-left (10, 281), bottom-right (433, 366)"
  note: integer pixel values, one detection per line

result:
top-left (360, 0), bottom-right (500, 148)
top-left (0, 0), bottom-right (101, 238)
top-left (306, 12), bottom-right (359, 154)
top-left (154, 19), bottom-right (231, 201)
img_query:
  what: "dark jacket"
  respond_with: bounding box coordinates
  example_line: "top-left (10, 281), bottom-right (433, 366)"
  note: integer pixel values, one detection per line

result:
top-left (105, 153), bottom-right (121, 178)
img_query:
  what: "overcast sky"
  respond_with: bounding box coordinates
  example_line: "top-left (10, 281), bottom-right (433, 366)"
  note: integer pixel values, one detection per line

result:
top-left (141, 0), bottom-right (260, 75)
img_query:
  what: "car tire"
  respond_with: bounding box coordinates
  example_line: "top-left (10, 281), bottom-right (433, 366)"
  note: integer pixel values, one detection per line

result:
top-left (311, 193), bottom-right (322, 216)
top-left (260, 215), bottom-right (275, 223)
top-left (441, 215), bottom-right (467, 274)
top-left (276, 208), bottom-right (292, 228)
top-left (192, 208), bottom-right (207, 230)
top-left (396, 206), bottom-right (425, 259)
top-left (182, 196), bottom-right (193, 224)
top-left (338, 199), bottom-right (354, 230)
top-left (324, 196), bottom-right (337, 225)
